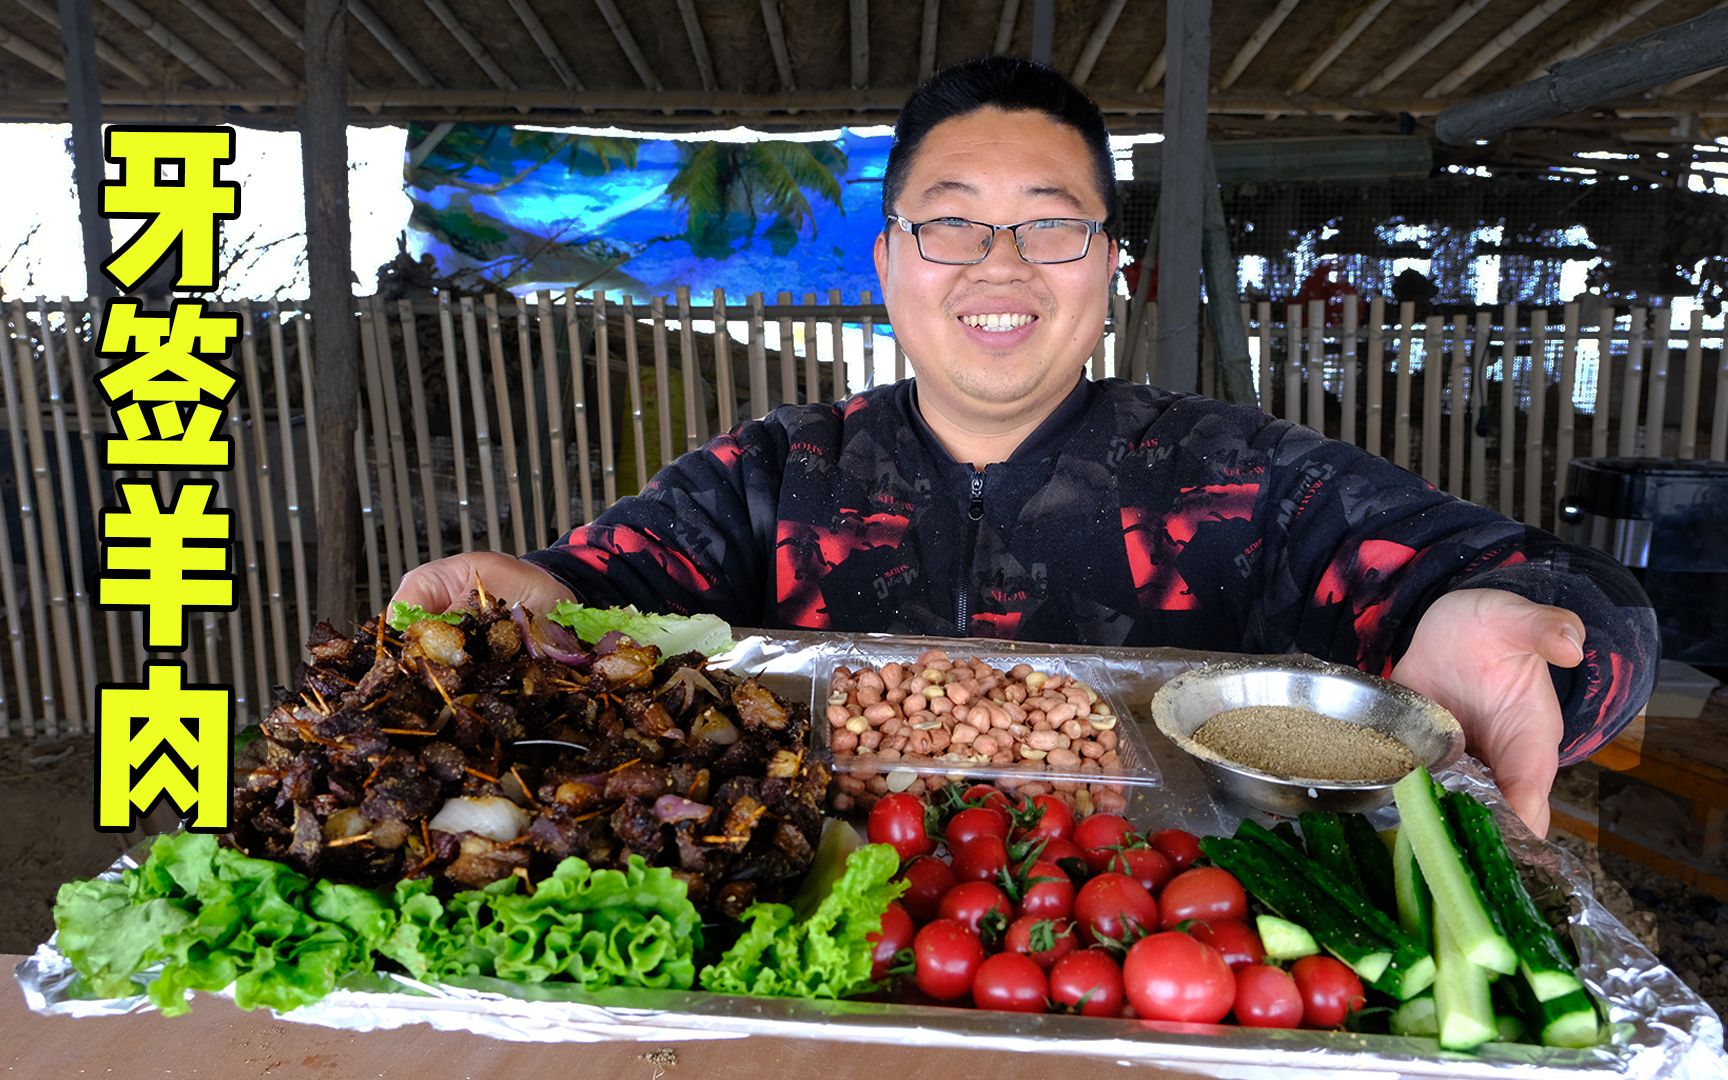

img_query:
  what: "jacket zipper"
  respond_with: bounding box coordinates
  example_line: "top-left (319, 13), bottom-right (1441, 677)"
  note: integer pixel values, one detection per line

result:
top-left (956, 472), bottom-right (985, 634)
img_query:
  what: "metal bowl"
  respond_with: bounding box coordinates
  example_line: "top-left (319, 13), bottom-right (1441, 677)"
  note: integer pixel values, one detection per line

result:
top-left (1148, 656), bottom-right (1464, 816)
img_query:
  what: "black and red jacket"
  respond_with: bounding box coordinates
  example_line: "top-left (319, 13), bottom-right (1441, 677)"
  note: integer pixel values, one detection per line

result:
top-left (524, 377), bottom-right (1657, 762)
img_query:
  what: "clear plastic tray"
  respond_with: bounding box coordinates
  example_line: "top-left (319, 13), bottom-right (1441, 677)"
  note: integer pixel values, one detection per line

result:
top-left (810, 642), bottom-right (1163, 822)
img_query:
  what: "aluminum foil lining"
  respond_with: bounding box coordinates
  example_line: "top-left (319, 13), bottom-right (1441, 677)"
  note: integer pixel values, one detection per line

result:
top-left (17, 632), bottom-right (1728, 1079)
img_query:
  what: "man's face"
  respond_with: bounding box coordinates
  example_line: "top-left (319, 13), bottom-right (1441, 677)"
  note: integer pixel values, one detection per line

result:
top-left (874, 107), bottom-right (1117, 425)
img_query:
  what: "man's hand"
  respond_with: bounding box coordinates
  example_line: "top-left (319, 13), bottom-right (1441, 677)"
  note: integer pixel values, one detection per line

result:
top-left (391, 552), bottom-right (575, 616)
top-left (1389, 589), bottom-right (1585, 838)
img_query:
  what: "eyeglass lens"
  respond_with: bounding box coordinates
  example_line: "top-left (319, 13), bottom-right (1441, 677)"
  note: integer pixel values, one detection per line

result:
top-left (917, 219), bottom-right (1093, 264)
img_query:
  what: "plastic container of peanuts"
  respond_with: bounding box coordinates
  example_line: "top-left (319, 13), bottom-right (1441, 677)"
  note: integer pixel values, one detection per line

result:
top-left (811, 643), bottom-right (1163, 822)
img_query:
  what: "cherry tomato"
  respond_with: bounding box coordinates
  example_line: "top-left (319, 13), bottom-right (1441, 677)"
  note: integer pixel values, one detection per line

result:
top-left (951, 833), bottom-right (1011, 882)
top-left (1158, 867), bottom-right (1248, 930)
top-left (1048, 949), bottom-right (1125, 1017)
top-left (947, 806), bottom-right (1012, 850)
top-left (913, 919), bottom-right (985, 1001)
top-left (1104, 846), bottom-right (1174, 895)
top-left (897, 855), bottom-right (956, 924)
top-left (1186, 918), bottom-right (1265, 971)
top-left (1003, 915), bottom-right (1079, 970)
top-left (868, 902), bottom-right (915, 981)
top-left (971, 952), bottom-right (1048, 1014)
top-left (1014, 794), bottom-right (1076, 845)
top-left (867, 793), bottom-right (934, 862)
top-left (1073, 872), bottom-right (1159, 945)
top-left (1232, 963), bottom-right (1304, 1028)
top-left (1290, 955), bottom-right (1366, 1029)
top-left (938, 881), bottom-right (1012, 934)
top-left (1017, 860), bottom-right (1077, 920)
top-left (1148, 828), bottom-right (1202, 871)
top-left (1122, 931), bottom-right (1236, 1024)
top-left (1072, 813), bottom-right (1135, 873)
top-left (1034, 836), bottom-right (1091, 880)
top-left (961, 784), bottom-right (1013, 816)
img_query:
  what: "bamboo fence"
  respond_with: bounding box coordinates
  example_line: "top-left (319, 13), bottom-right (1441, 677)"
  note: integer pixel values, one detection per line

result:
top-left (0, 291), bottom-right (1724, 738)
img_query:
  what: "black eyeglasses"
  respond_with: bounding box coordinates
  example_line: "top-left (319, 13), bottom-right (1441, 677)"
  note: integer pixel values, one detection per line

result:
top-left (886, 215), bottom-right (1107, 265)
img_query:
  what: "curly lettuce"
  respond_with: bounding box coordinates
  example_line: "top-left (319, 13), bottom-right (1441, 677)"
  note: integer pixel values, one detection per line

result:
top-left (386, 601), bottom-right (464, 632)
top-left (546, 601), bottom-right (733, 657)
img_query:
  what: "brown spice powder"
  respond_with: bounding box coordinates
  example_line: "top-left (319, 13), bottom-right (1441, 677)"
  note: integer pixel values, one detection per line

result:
top-left (1192, 705), bottom-right (1416, 782)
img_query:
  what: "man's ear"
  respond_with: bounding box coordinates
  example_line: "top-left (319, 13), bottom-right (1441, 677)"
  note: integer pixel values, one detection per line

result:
top-left (873, 229), bottom-right (890, 295)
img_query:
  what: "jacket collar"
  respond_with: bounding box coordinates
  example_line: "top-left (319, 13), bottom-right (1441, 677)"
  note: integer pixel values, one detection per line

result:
top-left (901, 374), bottom-right (1095, 472)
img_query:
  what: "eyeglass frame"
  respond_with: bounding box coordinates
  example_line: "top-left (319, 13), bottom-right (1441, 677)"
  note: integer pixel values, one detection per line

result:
top-left (884, 214), bottom-right (1109, 266)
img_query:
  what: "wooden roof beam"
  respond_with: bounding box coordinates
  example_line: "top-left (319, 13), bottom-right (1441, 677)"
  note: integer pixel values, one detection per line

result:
top-left (1138, 50), bottom-right (1166, 92)
top-left (674, 0), bottom-right (716, 92)
top-left (240, 0), bottom-right (381, 113)
top-left (101, 0), bottom-right (234, 87)
top-left (1427, 0), bottom-right (1574, 97)
top-left (181, 0), bottom-right (296, 86)
top-left (994, 0), bottom-right (1019, 54)
top-left (1070, 0), bottom-right (1127, 88)
top-left (423, 0), bottom-right (515, 90)
top-left (918, 0), bottom-right (938, 82)
top-left (15, 0), bottom-right (148, 85)
top-left (1516, 0), bottom-right (1666, 82)
top-left (595, 0), bottom-right (662, 91)
top-left (0, 25), bottom-right (62, 78)
top-left (1651, 64), bottom-right (1725, 98)
top-left (1355, 0), bottom-right (1492, 96)
top-left (1289, 0), bottom-right (1392, 93)
top-left (349, 0), bottom-right (439, 89)
top-left (850, 0), bottom-right (868, 87)
top-left (507, 0), bottom-right (581, 91)
top-left (1217, 0), bottom-right (1299, 91)
top-left (761, 0), bottom-right (797, 92)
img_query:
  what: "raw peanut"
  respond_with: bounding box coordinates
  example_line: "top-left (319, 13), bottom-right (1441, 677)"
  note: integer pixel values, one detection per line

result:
top-left (916, 648), bottom-right (950, 666)
top-left (945, 682), bottom-right (973, 706)
top-left (1021, 782), bottom-right (1050, 796)
top-left (1005, 684), bottom-right (1028, 704)
top-left (1008, 723), bottom-right (1030, 739)
top-left (1037, 695), bottom-right (1067, 714)
top-left (1052, 779), bottom-right (1077, 794)
top-left (827, 705), bottom-right (851, 727)
top-left (860, 731), bottom-right (882, 750)
top-left (1046, 747), bottom-right (1082, 769)
top-left (929, 659), bottom-right (953, 673)
top-left (881, 716), bottom-right (904, 737)
top-left (858, 686), bottom-right (883, 707)
top-left (1079, 740), bottom-right (1104, 759)
top-left (1073, 789), bottom-right (1095, 816)
top-left (857, 669), bottom-right (885, 693)
top-left (1047, 675), bottom-right (1067, 691)
top-left (864, 702), bottom-right (897, 724)
top-left (833, 665), bottom-right (853, 679)
top-left (1094, 789), bottom-right (1128, 814)
top-left (973, 734), bottom-right (1000, 756)
top-left (908, 730), bottom-right (933, 755)
top-left (929, 730), bottom-right (952, 751)
top-left (978, 676), bottom-right (1000, 694)
top-left (931, 696), bottom-right (955, 716)
top-left (877, 747), bottom-right (901, 762)
top-left (1061, 719), bottom-right (1086, 739)
top-left (1024, 671), bottom-right (1047, 692)
top-left (865, 775), bottom-right (890, 795)
top-left (909, 778), bottom-right (929, 795)
top-left (880, 664), bottom-right (904, 690)
top-left (831, 793), bottom-right (855, 812)
top-left (951, 723), bottom-right (981, 746)
top-left (1009, 663), bottom-right (1034, 680)
top-left (991, 750), bottom-right (1015, 765)
top-left (837, 775), bottom-right (865, 794)
top-left (827, 690), bottom-right (848, 706)
top-left (831, 730), bottom-right (859, 752)
top-left (886, 687), bottom-right (908, 705)
top-left (1099, 750), bottom-right (1120, 768)
top-left (1088, 713), bottom-right (1117, 731)
top-left (988, 703), bottom-right (1012, 730)
top-left (1097, 729), bottom-right (1119, 750)
top-left (845, 716), bottom-right (869, 735)
top-left (1046, 702), bottom-right (1079, 726)
top-left (921, 667), bottom-right (945, 684)
top-left (831, 673), bottom-right (854, 693)
top-left (1080, 760), bottom-right (1102, 774)
top-left (1027, 710), bottom-right (1047, 726)
top-left (906, 676), bottom-right (927, 696)
top-left (1027, 730), bottom-right (1062, 751)
top-left (987, 687), bottom-right (1007, 702)
top-left (1053, 735), bottom-right (1072, 751)
top-left (922, 687), bottom-right (946, 703)
top-left (1020, 747), bottom-right (1047, 761)
top-left (1004, 701), bottom-right (1027, 724)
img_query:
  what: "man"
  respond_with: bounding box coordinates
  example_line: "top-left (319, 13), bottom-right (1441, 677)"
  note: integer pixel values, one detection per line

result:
top-left (395, 56), bottom-right (1657, 838)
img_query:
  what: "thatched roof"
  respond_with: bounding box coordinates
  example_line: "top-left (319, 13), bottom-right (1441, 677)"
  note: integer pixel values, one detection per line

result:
top-left (5, 0), bottom-right (1728, 149)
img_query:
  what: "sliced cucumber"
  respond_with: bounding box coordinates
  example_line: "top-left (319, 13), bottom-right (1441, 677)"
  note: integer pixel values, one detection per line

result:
top-left (1391, 992), bottom-right (1438, 1037)
top-left (1300, 811), bottom-right (1366, 898)
top-left (1494, 1013), bottom-right (1528, 1044)
top-left (1392, 768), bottom-right (1517, 976)
top-left (1394, 825), bottom-right (1434, 948)
top-left (1344, 812), bottom-right (1398, 916)
top-left (1433, 902), bottom-right (1498, 1052)
top-left (1510, 977), bottom-right (1603, 1049)
top-left (1256, 914), bottom-right (1319, 960)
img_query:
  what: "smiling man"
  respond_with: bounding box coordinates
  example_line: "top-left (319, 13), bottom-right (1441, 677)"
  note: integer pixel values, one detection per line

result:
top-left (395, 56), bottom-right (1657, 836)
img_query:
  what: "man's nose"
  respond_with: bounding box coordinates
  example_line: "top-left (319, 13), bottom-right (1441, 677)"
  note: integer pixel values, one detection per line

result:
top-left (970, 226), bottom-right (1030, 280)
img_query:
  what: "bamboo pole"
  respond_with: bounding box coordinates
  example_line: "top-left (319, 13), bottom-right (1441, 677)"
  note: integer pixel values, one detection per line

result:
top-left (593, 293), bottom-right (618, 508)
top-left (860, 291), bottom-right (877, 390)
top-left (1340, 299), bottom-right (1358, 446)
top-left (1447, 315), bottom-right (1467, 497)
top-left (1619, 307), bottom-right (1647, 457)
top-left (1498, 303), bottom-right (1518, 518)
top-left (1284, 303), bottom-right (1302, 425)
top-left (438, 295), bottom-right (474, 550)
top-left (357, 301), bottom-right (403, 585)
top-left (651, 296), bottom-right (673, 465)
top-left (564, 289), bottom-right (595, 520)
top-left (802, 291), bottom-right (820, 403)
top-left (91, 297), bottom-right (147, 668)
top-left (1202, 320), bottom-right (1216, 399)
top-left (1679, 312), bottom-right (1703, 459)
top-left (59, 297), bottom-right (123, 683)
top-left (538, 292), bottom-right (571, 539)
top-left (745, 292), bottom-right (768, 419)
top-left (514, 295), bottom-right (545, 548)
top-left (220, 305), bottom-right (270, 715)
top-left (398, 298), bottom-right (442, 560)
top-left (1306, 299), bottom-right (1324, 434)
top-left (1142, 302), bottom-right (1158, 387)
top-left (0, 413), bottom-right (31, 733)
top-left (268, 309), bottom-right (312, 652)
top-left (1366, 298), bottom-right (1386, 455)
top-left (239, 302), bottom-right (291, 681)
top-left (1393, 301), bottom-right (1416, 472)
top-left (1469, 311), bottom-right (1491, 507)
top-left (459, 297), bottom-right (502, 549)
top-left (355, 426), bottom-right (382, 617)
top-left (35, 302), bottom-right (98, 717)
top-left (776, 291), bottom-right (797, 407)
top-left (483, 294), bottom-right (528, 553)
top-left (675, 286), bottom-right (700, 453)
top-left (1554, 303), bottom-right (1580, 533)
top-left (1644, 305), bottom-right (1672, 458)
top-left (213, 469), bottom-right (248, 723)
top-left (370, 296), bottom-right (417, 568)
top-left (828, 289), bottom-right (847, 398)
top-left (1592, 313), bottom-right (1614, 460)
top-left (712, 287), bottom-right (736, 430)
top-left (1523, 309), bottom-right (1548, 526)
top-left (1255, 300), bottom-right (1272, 408)
top-left (1420, 316), bottom-right (1443, 485)
top-left (622, 295), bottom-right (649, 492)
top-left (294, 316), bottom-right (321, 514)
top-left (3, 305), bottom-right (60, 732)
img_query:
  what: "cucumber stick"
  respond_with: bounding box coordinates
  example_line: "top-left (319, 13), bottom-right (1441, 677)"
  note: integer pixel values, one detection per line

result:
top-left (1391, 992), bottom-right (1438, 1037)
top-left (1392, 768), bottom-right (1517, 976)
top-left (1256, 914), bottom-right (1319, 960)
top-left (1522, 986), bottom-right (1601, 1048)
top-left (1443, 790), bottom-right (1583, 1001)
top-left (1433, 902), bottom-right (1498, 1051)
top-left (1344, 812), bottom-right (1399, 916)
top-left (1299, 811), bottom-right (1366, 897)
top-left (1394, 825), bottom-right (1434, 947)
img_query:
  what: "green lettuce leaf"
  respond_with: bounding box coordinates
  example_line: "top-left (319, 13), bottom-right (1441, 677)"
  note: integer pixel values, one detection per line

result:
top-left (387, 601), bottom-right (464, 632)
top-left (545, 601), bottom-right (732, 657)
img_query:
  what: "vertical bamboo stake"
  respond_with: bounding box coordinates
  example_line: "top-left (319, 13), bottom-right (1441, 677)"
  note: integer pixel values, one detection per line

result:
top-left (651, 296), bottom-right (673, 468)
top-left (592, 293), bottom-right (618, 508)
top-left (744, 292), bottom-right (768, 418)
top-left (564, 289), bottom-right (595, 521)
top-left (1554, 303), bottom-right (1580, 533)
top-left (1142, 302), bottom-right (1158, 387)
top-left (861, 291), bottom-right (877, 389)
top-left (268, 310), bottom-right (312, 652)
top-left (3, 306), bottom-right (60, 732)
top-left (439, 296), bottom-right (474, 550)
top-left (1592, 313), bottom-right (1614, 460)
top-left (36, 302), bottom-right (98, 717)
top-left (622, 296), bottom-right (650, 492)
top-left (397, 299), bottom-right (441, 560)
top-left (212, 470), bottom-right (248, 722)
top-left (95, 297), bottom-right (148, 667)
top-left (59, 298), bottom-right (123, 683)
top-left (776, 290), bottom-right (797, 406)
top-left (1619, 307), bottom-right (1647, 457)
top-left (459, 297), bottom-right (503, 550)
top-left (1469, 312), bottom-right (1491, 508)
top-left (220, 309), bottom-right (270, 714)
top-left (1365, 298), bottom-right (1386, 456)
top-left (1201, 320), bottom-right (1216, 399)
top-left (514, 295), bottom-right (546, 548)
top-left (1644, 305), bottom-right (1672, 458)
top-left (1497, 304), bottom-right (1518, 518)
top-left (828, 289), bottom-right (847, 398)
top-left (357, 301), bottom-right (403, 584)
top-left (675, 286), bottom-right (700, 453)
top-left (802, 291), bottom-right (821, 403)
top-left (1419, 316), bottom-right (1442, 484)
top-left (294, 316), bottom-right (321, 514)
top-left (0, 433), bottom-right (31, 732)
top-left (483, 295), bottom-right (528, 553)
top-left (1679, 312), bottom-right (1703, 459)
top-left (355, 426), bottom-right (382, 617)
top-left (1392, 301), bottom-right (1416, 472)
top-left (1284, 303), bottom-right (1303, 425)
top-left (369, 296), bottom-right (417, 568)
top-left (539, 291), bottom-right (571, 539)
top-left (1340, 300), bottom-right (1359, 444)
top-left (1523, 309), bottom-right (1548, 526)
top-left (712, 287), bottom-right (736, 430)
top-left (1256, 300), bottom-right (1273, 408)
top-left (1447, 315), bottom-right (1468, 497)
top-left (1237, 300), bottom-right (1251, 398)
top-left (239, 303), bottom-right (291, 681)
top-left (1306, 299), bottom-right (1324, 434)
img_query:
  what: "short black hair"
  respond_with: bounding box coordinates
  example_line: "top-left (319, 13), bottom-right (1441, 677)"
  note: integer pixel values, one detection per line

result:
top-left (882, 55), bottom-right (1119, 238)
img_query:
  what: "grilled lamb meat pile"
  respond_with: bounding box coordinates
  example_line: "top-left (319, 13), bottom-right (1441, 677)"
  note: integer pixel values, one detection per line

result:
top-left (231, 592), bottom-right (827, 919)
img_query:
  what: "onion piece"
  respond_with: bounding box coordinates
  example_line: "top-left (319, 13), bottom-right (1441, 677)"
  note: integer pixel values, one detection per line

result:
top-left (690, 707), bottom-right (740, 746)
top-left (510, 603), bottom-right (591, 668)
top-left (653, 794), bottom-right (713, 824)
top-left (663, 664), bottom-right (723, 702)
top-left (428, 795), bottom-right (531, 841)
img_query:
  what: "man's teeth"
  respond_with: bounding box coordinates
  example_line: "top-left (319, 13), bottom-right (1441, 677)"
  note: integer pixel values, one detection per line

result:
top-left (960, 312), bottom-right (1036, 332)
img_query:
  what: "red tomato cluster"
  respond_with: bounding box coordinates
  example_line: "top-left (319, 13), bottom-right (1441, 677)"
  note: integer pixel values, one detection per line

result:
top-left (864, 786), bottom-right (1365, 1029)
